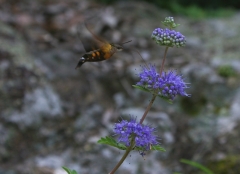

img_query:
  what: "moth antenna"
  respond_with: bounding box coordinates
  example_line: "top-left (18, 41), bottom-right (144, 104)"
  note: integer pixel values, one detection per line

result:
top-left (130, 48), bottom-right (149, 68)
top-left (121, 40), bottom-right (132, 45)
top-left (120, 40), bottom-right (148, 68)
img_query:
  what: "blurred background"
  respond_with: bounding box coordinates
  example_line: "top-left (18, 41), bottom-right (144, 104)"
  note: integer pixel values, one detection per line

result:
top-left (0, 0), bottom-right (240, 174)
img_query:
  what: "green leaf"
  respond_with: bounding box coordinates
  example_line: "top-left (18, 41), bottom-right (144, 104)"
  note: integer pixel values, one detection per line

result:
top-left (97, 137), bottom-right (166, 152)
top-left (72, 171), bottom-right (78, 174)
top-left (62, 167), bottom-right (78, 174)
top-left (157, 94), bottom-right (173, 104)
top-left (132, 85), bottom-right (151, 93)
top-left (133, 145), bottom-right (166, 152)
top-left (97, 136), bottom-right (127, 150)
top-left (180, 159), bottom-right (214, 174)
top-left (133, 85), bottom-right (173, 104)
top-left (171, 23), bottom-right (180, 29)
top-left (151, 145), bottom-right (166, 152)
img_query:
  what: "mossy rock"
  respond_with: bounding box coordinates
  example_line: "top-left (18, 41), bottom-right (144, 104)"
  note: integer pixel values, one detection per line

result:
top-left (217, 65), bottom-right (237, 78)
top-left (0, 22), bottom-right (34, 69)
top-left (207, 155), bottom-right (240, 174)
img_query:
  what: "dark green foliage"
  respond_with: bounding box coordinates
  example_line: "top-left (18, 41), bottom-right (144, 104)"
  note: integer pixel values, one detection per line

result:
top-left (96, 0), bottom-right (236, 18)
top-left (96, 0), bottom-right (240, 9)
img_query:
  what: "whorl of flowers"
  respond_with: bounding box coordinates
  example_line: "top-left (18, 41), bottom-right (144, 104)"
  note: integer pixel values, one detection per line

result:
top-left (136, 65), bottom-right (190, 100)
top-left (151, 28), bottom-right (186, 47)
top-left (136, 65), bottom-right (160, 90)
top-left (113, 118), bottom-right (159, 152)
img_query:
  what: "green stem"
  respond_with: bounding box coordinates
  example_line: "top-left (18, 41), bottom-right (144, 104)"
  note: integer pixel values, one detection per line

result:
top-left (159, 47), bottom-right (169, 77)
top-left (140, 94), bottom-right (157, 124)
top-left (109, 138), bottom-right (135, 174)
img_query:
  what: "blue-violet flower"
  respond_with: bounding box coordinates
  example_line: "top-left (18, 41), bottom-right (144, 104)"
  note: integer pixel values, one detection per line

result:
top-left (136, 65), bottom-right (190, 100)
top-left (136, 65), bottom-right (160, 90)
top-left (160, 70), bottom-right (190, 99)
top-left (113, 118), bottom-right (159, 152)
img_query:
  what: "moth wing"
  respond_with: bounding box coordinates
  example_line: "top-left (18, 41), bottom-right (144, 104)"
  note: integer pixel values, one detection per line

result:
top-left (77, 20), bottom-right (108, 53)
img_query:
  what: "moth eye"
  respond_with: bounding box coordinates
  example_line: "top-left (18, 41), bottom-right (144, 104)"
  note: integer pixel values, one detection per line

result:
top-left (81, 57), bottom-right (85, 62)
top-left (116, 46), bottom-right (123, 51)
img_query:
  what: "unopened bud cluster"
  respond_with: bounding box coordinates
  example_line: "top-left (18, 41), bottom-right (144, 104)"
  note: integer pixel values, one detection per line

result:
top-left (151, 28), bottom-right (186, 47)
top-left (162, 17), bottom-right (179, 29)
top-left (152, 17), bottom-right (186, 47)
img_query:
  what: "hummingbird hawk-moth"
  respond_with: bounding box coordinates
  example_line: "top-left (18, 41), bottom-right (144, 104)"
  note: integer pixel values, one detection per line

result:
top-left (75, 22), bottom-right (131, 69)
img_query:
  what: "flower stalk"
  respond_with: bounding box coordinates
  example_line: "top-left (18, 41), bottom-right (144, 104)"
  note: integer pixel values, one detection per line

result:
top-left (140, 94), bottom-right (157, 124)
top-left (109, 138), bottom-right (135, 174)
top-left (108, 16), bottom-right (189, 174)
top-left (160, 47), bottom-right (169, 77)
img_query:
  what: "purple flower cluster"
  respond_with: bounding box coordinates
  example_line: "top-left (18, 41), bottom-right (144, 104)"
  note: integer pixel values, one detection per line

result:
top-left (113, 118), bottom-right (159, 151)
top-left (160, 71), bottom-right (190, 99)
top-left (151, 28), bottom-right (186, 47)
top-left (136, 65), bottom-right (160, 89)
top-left (136, 65), bottom-right (189, 100)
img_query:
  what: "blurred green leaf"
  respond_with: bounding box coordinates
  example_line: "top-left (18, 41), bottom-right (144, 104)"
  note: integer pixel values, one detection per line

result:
top-left (62, 167), bottom-right (78, 174)
top-left (180, 159), bottom-right (214, 174)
